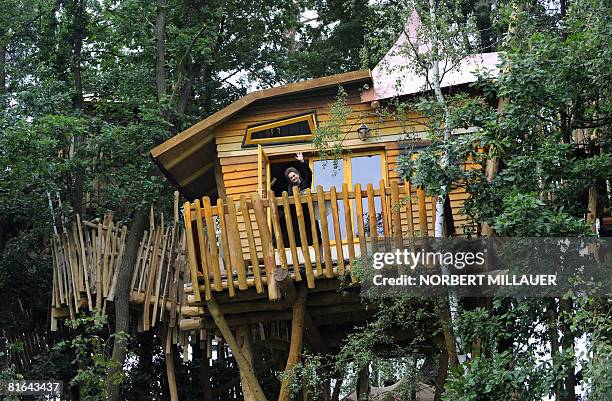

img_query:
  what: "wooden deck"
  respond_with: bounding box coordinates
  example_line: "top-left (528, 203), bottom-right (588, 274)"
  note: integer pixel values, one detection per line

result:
top-left (183, 180), bottom-right (446, 303)
top-left (49, 179), bottom-right (468, 339)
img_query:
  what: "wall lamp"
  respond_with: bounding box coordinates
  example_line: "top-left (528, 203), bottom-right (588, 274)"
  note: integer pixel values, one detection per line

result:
top-left (357, 123), bottom-right (371, 141)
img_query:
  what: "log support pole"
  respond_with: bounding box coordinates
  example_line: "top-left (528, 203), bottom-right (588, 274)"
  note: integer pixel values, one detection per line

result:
top-left (278, 284), bottom-right (308, 401)
top-left (161, 327), bottom-right (179, 401)
top-left (237, 325), bottom-right (256, 401)
top-left (206, 297), bottom-right (268, 401)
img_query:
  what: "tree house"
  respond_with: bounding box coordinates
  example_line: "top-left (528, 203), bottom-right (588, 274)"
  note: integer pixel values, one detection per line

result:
top-left (49, 12), bottom-right (502, 399)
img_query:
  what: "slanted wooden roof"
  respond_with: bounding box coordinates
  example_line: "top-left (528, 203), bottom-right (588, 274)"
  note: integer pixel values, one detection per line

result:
top-left (150, 70), bottom-right (372, 199)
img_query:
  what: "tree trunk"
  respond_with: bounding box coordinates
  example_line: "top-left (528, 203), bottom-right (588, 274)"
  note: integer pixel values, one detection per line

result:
top-left (356, 364), bottom-right (369, 401)
top-left (70, 0), bottom-right (85, 216)
top-left (433, 353), bottom-right (448, 401)
top-left (425, 0), bottom-right (462, 368)
top-left (547, 299), bottom-right (561, 400)
top-left (176, 60), bottom-right (202, 116)
top-left (434, 299), bottom-right (460, 369)
top-left (108, 208), bottom-right (147, 401)
top-left (0, 40), bottom-right (6, 100)
top-left (559, 298), bottom-right (576, 401)
top-left (155, 0), bottom-right (167, 100)
top-left (331, 377), bottom-right (343, 401)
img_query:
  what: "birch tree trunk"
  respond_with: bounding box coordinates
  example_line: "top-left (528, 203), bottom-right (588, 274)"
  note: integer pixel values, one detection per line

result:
top-left (425, 0), bottom-right (461, 370)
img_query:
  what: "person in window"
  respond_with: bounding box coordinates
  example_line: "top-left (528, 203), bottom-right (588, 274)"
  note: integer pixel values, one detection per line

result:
top-left (283, 152), bottom-right (323, 251)
top-left (284, 152), bottom-right (311, 194)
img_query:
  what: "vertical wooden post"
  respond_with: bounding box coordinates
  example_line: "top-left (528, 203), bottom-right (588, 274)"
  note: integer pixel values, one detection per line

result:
top-left (202, 197), bottom-right (223, 292)
top-left (268, 191), bottom-right (288, 270)
top-left (329, 186), bottom-right (344, 274)
top-left (237, 325), bottom-right (256, 401)
top-left (281, 191), bottom-right (302, 281)
top-left (417, 188), bottom-right (429, 237)
top-left (342, 184), bottom-right (355, 269)
top-left (292, 187), bottom-right (315, 288)
top-left (403, 181), bottom-right (415, 236)
top-left (184, 202), bottom-right (202, 302)
top-left (316, 185), bottom-right (333, 278)
top-left (354, 184), bottom-right (367, 256)
top-left (227, 196), bottom-right (248, 290)
top-left (217, 198), bottom-right (235, 297)
top-left (95, 222), bottom-right (103, 311)
top-left (207, 297), bottom-right (268, 401)
top-left (366, 184), bottom-right (377, 240)
top-left (240, 195), bottom-right (264, 293)
top-left (305, 189), bottom-right (323, 277)
top-left (278, 284), bottom-right (307, 401)
top-left (390, 181), bottom-right (402, 249)
top-left (251, 193), bottom-right (280, 300)
top-left (162, 327), bottom-right (179, 401)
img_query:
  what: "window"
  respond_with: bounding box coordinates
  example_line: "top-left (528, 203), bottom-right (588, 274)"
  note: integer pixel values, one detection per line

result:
top-left (312, 151), bottom-right (386, 241)
top-left (242, 112), bottom-right (317, 147)
top-left (350, 154), bottom-right (385, 237)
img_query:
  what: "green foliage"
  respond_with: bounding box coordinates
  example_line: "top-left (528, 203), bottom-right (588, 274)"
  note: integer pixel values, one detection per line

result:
top-left (277, 0), bottom-right (397, 81)
top-left (572, 297), bottom-right (612, 400)
top-left (364, 1), bottom-right (611, 400)
top-left (281, 291), bottom-right (435, 399)
top-left (396, 0), bottom-right (611, 237)
top-left (53, 314), bottom-right (126, 401)
top-left (313, 86), bottom-right (353, 170)
top-left (0, 365), bottom-right (24, 401)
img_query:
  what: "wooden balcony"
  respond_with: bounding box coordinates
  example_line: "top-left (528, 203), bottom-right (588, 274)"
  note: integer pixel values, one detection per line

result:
top-left (49, 180), bottom-right (469, 335)
top-left (183, 179), bottom-right (469, 302)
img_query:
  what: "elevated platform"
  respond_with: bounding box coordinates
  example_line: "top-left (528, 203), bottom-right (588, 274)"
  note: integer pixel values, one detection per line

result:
top-left (50, 179), bottom-right (466, 355)
top-left (182, 179), bottom-right (468, 302)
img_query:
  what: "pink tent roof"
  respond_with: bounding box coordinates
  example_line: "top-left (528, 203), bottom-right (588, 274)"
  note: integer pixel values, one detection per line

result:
top-left (361, 10), bottom-right (500, 102)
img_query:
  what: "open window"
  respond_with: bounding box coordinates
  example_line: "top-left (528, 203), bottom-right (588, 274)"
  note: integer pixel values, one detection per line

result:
top-left (242, 112), bottom-right (317, 148)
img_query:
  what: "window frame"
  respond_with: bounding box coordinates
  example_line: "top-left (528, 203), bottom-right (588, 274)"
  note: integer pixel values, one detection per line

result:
top-left (309, 149), bottom-right (388, 244)
top-left (309, 149), bottom-right (387, 190)
top-left (242, 112), bottom-right (318, 147)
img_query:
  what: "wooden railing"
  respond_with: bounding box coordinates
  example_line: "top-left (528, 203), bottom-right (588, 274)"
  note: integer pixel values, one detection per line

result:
top-left (50, 206), bottom-right (188, 334)
top-left (184, 179), bottom-right (437, 301)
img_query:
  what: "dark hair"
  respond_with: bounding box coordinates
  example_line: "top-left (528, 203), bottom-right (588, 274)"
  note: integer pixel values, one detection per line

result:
top-left (284, 167), bottom-right (300, 181)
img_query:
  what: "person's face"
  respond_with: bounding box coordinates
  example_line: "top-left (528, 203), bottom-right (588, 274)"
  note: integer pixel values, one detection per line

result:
top-left (288, 171), bottom-right (300, 184)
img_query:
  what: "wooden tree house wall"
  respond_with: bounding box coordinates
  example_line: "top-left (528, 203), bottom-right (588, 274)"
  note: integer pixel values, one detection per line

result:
top-left (212, 82), bottom-right (473, 258)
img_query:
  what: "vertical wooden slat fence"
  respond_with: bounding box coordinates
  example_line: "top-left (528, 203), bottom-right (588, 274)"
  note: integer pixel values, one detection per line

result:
top-left (184, 179), bottom-right (437, 300)
top-left (50, 198), bottom-right (188, 338)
